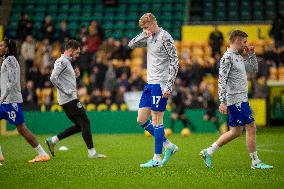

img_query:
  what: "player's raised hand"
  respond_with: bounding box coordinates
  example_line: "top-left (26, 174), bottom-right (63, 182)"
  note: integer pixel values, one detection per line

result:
top-left (74, 67), bottom-right (80, 78)
top-left (144, 30), bottom-right (152, 38)
top-left (219, 103), bottom-right (228, 114)
top-left (162, 90), bottom-right (171, 98)
top-left (245, 45), bottom-right (255, 54)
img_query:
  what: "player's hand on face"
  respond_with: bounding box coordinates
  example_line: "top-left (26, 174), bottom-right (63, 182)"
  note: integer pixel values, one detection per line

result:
top-left (162, 90), bottom-right (171, 98)
top-left (219, 103), bottom-right (228, 114)
top-left (245, 45), bottom-right (255, 54)
top-left (74, 67), bottom-right (80, 78)
top-left (144, 30), bottom-right (152, 38)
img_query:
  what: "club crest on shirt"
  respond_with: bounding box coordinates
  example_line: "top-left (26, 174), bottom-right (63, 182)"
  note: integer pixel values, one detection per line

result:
top-left (77, 102), bottom-right (82, 109)
top-left (12, 103), bottom-right (18, 112)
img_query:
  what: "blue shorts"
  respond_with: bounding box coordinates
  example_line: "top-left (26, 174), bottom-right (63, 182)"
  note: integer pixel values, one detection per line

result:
top-left (227, 101), bottom-right (254, 127)
top-left (139, 84), bottom-right (168, 112)
top-left (0, 103), bottom-right (25, 125)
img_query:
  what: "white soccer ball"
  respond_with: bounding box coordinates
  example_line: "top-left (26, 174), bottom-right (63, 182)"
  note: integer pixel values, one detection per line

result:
top-left (59, 146), bottom-right (68, 151)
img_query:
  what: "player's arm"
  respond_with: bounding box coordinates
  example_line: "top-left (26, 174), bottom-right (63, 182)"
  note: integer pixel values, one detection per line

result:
top-left (50, 61), bottom-right (73, 95)
top-left (244, 54), bottom-right (258, 73)
top-left (218, 55), bottom-right (232, 106)
top-left (162, 35), bottom-right (179, 96)
top-left (128, 32), bottom-right (147, 49)
top-left (0, 60), bottom-right (17, 103)
top-left (244, 45), bottom-right (258, 73)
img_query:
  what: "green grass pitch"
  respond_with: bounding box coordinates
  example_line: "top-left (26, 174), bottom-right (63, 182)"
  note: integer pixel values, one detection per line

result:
top-left (0, 127), bottom-right (283, 189)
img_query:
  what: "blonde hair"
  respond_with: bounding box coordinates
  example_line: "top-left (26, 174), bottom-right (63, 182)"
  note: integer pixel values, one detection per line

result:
top-left (139, 13), bottom-right (157, 27)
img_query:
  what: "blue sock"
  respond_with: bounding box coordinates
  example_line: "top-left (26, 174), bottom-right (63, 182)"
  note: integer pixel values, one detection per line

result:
top-left (141, 121), bottom-right (167, 143)
top-left (141, 120), bottom-right (154, 135)
top-left (154, 125), bottom-right (165, 154)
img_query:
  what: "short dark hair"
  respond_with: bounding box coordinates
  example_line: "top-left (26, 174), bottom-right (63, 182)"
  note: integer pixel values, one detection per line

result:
top-left (229, 30), bottom-right (248, 43)
top-left (64, 39), bottom-right (81, 50)
top-left (3, 37), bottom-right (18, 59)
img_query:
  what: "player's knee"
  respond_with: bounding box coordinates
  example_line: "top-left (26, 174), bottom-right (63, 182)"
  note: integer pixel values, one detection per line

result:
top-left (16, 124), bottom-right (25, 133)
top-left (231, 129), bottom-right (242, 138)
top-left (79, 118), bottom-right (91, 130)
top-left (246, 124), bottom-right (256, 134)
top-left (137, 117), bottom-right (147, 125)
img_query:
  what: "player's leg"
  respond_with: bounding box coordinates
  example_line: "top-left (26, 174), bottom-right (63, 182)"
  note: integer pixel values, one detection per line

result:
top-left (246, 122), bottom-right (272, 169)
top-left (200, 126), bottom-right (242, 168)
top-left (46, 101), bottom-right (82, 156)
top-left (211, 117), bottom-right (221, 132)
top-left (179, 114), bottom-right (196, 131)
top-left (0, 145), bottom-right (4, 162)
top-left (137, 107), bottom-right (153, 134)
top-left (16, 123), bottom-right (50, 163)
top-left (76, 112), bottom-right (106, 158)
top-left (46, 124), bottom-right (81, 157)
top-left (140, 84), bottom-right (177, 168)
top-left (137, 84), bottom-right (157, 136)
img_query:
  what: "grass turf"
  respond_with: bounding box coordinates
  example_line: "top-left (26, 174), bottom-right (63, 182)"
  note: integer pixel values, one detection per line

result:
top-left (0, 127), bottom-right (283, 189)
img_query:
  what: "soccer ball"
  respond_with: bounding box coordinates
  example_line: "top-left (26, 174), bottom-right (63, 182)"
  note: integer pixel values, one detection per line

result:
top-left (165, 128), bottom-right (173, 136)
top-left (144, 130), bottom-right (151, 137)
top-left (181, 128), bottom-right (191, 137)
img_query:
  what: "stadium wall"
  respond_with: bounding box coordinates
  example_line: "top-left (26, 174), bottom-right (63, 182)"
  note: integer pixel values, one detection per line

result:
top-left (1, 110), bottom-right (219, 135)
top-left (182, 24), bottom-right (271, 42)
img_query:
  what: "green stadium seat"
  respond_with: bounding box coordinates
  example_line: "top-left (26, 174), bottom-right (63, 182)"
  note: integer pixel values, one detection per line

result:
top-left (216, 10), bottom-right (226, 21)
top-left (13, 0), bottom-right (24, 5)
top-left (35, 0), bottom-right (48, 5)
top-left (25, 0), bottom-right (36, 4)
top-left (58, 0), bottom-right (70, 4)
top-left (126, 12), bottom-right (138, 21)
top-left (240, 0), bottom-right (250, 7)
top-left (204, 11), bottom-right (214, 21)
top-left (8, 21), bottom-right (18, 30)
top-left (265, 10), bottom-right (276, 20)
top-left (9, 12), bottom-right (21, 22)
top-left (32, 13), bottom-right (45, 22)
top-left (126, 21), bottom-right (137, 30)
top-left (62, 4), bottom-right (71, 13)
top-left (216, 0), bottom-right (226, 9)
top-left (174, 3), bottom-right (184, 11)
top-left (68, 13), bottom-right (80, 21)
top-left (45, 0), bottom-right (57, 4)
top-left (103, 21), bottom-right (114, 30)
top-left (12, 5), bottom-right (23, 12)
top-left (113, 13), bottom-right (128, 21)
top-left (69, 4), bottom-right (81, 13)
top-left (33, 22), bottom-right (42, 30)
top-left (47, 5), bottom-right (58, 13)
top-left (36, 5), bottom-right (46, 12)
top-left (161, 4), bottom-right (173, 12)
top-left (113, 21), bottom-right (125, 30)
top-left (161, 12), bottom-right (173, 21)
top-left (25, 4), bottom-right (35, 13)
top-left (253, 10), bottom-right (264, 20)
top-left (113, 30), bottom-right (123, 39)
top-left (69, 22), bottom-right (79, 30)
top-left (81, 5), bottom-right (93, 12)
top-left (228, 11), bottom-right (239, 21)
top-left (265, 0), bottom-right (276, 8)
top-left (58, 13), bottom-right (68, 21)
top-left (81, 13), bottom-right (92, 22)
top-left (240, 10), bottom-right (251, 21)
top-left (69, 0), bottom-right (82, 4)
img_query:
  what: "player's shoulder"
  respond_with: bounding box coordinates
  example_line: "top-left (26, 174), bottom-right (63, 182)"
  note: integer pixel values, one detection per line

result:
top-left (54, 56), bottom-right (68, 66)
top-left (160, 29), bottom-right (174, 43)
top-left (222, 49), bottom-right (234, 61)
top-left (3, 56), bottom-right (18, 67)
